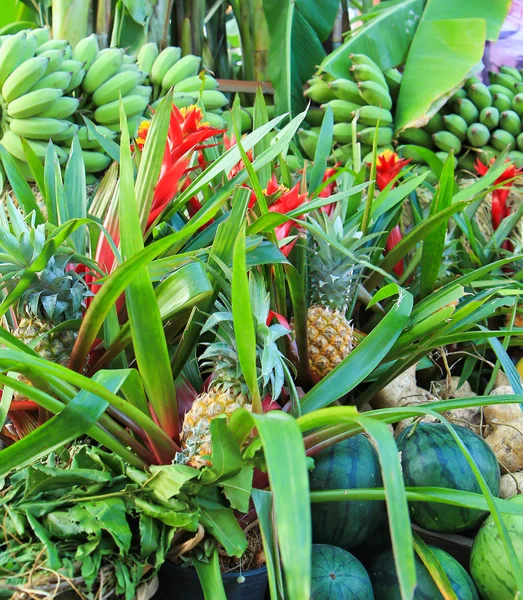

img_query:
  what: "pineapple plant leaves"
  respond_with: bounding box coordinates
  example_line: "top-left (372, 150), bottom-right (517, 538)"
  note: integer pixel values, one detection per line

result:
top-left (308, 105), bottom-right (334, 192)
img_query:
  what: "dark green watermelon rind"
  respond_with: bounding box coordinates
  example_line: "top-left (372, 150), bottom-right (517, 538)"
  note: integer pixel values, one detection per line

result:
top-left (311, 544), bottom-right (374, 600)
top-left (310, 434), bottom-right (385, 548)
top-left (470, 499), bottom-right (523, 600)
top-left (430, 547), bottom-right (479, 600)
top-left (396, 424), bottom-right (500, 532)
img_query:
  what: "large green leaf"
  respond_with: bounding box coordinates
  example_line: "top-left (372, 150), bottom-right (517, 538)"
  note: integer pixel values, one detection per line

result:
top-left (264, 0), bottom-right (338, 115)
top-left (320, 0), bottom-right (424, 79)
top-left (395, 17), bottom-right (486, 132)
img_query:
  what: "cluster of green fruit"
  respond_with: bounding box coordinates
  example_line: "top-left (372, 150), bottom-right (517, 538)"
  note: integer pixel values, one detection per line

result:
top-left (299, 54), bottom-right (401, 163)
top-left (0, 28), bottom-right (229, 176)
top-left (400, 66), bottom-right (523, 172)
top-left (309, 424), bottom-right (522, 599)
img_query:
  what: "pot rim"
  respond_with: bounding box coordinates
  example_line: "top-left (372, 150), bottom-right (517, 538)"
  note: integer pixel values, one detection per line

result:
top-left (161, 561), bottom-right (268, 579)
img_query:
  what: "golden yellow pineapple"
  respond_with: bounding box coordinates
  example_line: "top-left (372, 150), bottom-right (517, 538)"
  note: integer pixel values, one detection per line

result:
top-left (180, 275), bottom-right (290, 467)
top-left (305, 213), bottom-right (369, 381)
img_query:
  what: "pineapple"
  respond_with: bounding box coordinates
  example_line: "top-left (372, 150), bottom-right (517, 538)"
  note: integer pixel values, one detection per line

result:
top-left (180, 275), bottom-right (290, 468)
top-left (0, 200), bottom-right (90, 399)
top-left (305, 213), bottom-right (371, 381)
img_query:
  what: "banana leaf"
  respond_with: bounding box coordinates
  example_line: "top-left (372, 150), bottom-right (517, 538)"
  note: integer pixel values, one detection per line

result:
top-left (263, 0), bottom-right (339, 116)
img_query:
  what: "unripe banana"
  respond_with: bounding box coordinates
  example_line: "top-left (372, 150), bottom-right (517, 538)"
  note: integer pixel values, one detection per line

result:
top-left (489, 71), bottom-right (518, 93)
top-left (464, 75), bottom-right (482, 89)
top-left (92, 70), bottom-right (143, 106)
top-left (517, 132), bottom-right (523, 153)
top-left (354, 105), bottom-right (393, 127)
top-left (298, 129), bottom-right (319, 160)
top-left (306, 108), bottom-right (324, 126)
top-left (173, 75), bottom-right (218, 93)
top-left (466, 123), bottom-right (490, 147)
top-left (357, 81), bottom-right (392, 110)
top-left (477, 145), bottom-right (499, 163)
top-left (27, 27), bottom-right (51, 47)
top-left (435, 151), bottom-right (458, 169)
top-left (200, 90), bottom-right (229, 110)
top-left (77, 124), bottom-right (116, 149)
top-left (458, 153), bottom-right (478, 172)
top-left (468, 83), bottom-right (492, 110)
top-left (104, 116), bottom-right (140, 135)
top-left (172, 92), bottom-right (198, 108)
top-left (31, 70), bottom-right (72, 92)
top-left (512, 93), bottom-right (523, 118)
top-left (357, 126), bottom-right (393, 146)
top-left (203, 111), bottom-right (228, 129)
top-left (480, 107), bottom-right (500, 130)
top-left (2, 56), bottom-right (49, 103)
top-left (515, 82), bottom-right (523, 93)
top-left (134, 85), bottom-right (153, 98)
top-left (52, 123), bottom-right (79, 141)
top-left (82, 150), bottom-right (112, 173)
top-left (304, 81), bottom-right (337, 103)
top-left (329, 78), bottom-right (365, 105)
top-left (36, 39), bottom-right (69, 55)
top-left (493, 92), bottom-right (512, 112)
top-left (383, 68), bottom-right (402, 99)
top-left (456, 98), bottom-right (479, 125)
top-left (39, 49), bottom-right (66, 74)
top-left (332, 123), bottom-right (363, 144)
top-left (508, 149), bottom-right (523, 168)
top-left (66, 68), bottom-right (85, 92)
top-left (72, 34), bottom-right (100, 70)
top-left (398, 127), bottom-right (433, 148)
top-left (425, 112), bottom-right (444, 135)
top-left (500, 109), bottom-right (522, 137)
top-left (0, 129), bottom-right (68, 164)
top-left (443, 113), bottom-right (468, 141)
top-left (489, 84), bottom-right (515, 100)
top-left (349, 54), bottom-right (381, 71)
top-left (321, 99), bottom-right (362, 122)
top-left (137, 42), bottom-right (159, 75)
top-left (83, 48), bottom-right (125, 93)
top-left (161, 54), bottom-right (201, 91)
top-left (350, 63), bottom-right (387, 87)
top-left (61, 59), bottom-right (84, 74)
top-left (122, 54), bottom-right (137, 65)
top-left (150, 47), bottom-right (182, 87)
top-left (449, 88), bottom-right (467, 105)
top-left (433, 131), bottom-right (462, 154)
top-left (94, 95), bottom-right (149, 124)
top-left (491, 129), bottom-right (516, 151)
top-left (330, 144), bottom-right (352, 164)
top-left (0, 33), bottom-right (32, 88)
top-left (9, 117), bottom-right (71, 140)
top-left (7, 88), bottom-right (63, 119)
top-left (500, 66), bottom-right (522, 82)
top-left (37, 96), bottom-right (80, 119)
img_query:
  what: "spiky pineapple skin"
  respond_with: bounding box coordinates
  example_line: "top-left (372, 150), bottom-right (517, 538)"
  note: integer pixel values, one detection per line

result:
top-left (14, 318), bottom-right (76, 401)
top-left (181, 387), bottom-right (250, 468)
top-left (307, 305), bottom-right (355, 381)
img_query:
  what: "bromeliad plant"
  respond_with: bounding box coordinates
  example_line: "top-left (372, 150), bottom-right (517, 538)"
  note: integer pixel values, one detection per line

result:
top-left (1, 93), bottom-right (523, 600)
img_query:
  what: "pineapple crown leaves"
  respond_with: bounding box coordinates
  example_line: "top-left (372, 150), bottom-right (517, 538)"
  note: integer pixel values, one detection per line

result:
top-left (200, 273), bottom-right (291, 400)
top-left (0, 200), bottom-right (90, 324)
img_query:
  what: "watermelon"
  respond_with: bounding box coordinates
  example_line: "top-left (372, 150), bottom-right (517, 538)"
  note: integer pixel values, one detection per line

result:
top-left (311, 544), bottom-right (374, 599)
top-left (470, 495), bottom-right (523, 599)
top-left (310, 434), bottom-right (384, 549)
top-left (396, 423), bottom-right (500, 532)
top-left (369, 546), bottom-right (479, 599)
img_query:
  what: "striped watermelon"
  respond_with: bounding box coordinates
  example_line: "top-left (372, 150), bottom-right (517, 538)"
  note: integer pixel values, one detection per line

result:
top-left (311, 544), bottom-right (374, 599)
top-left (470, 495), bottom-right (523, 599)
top-left (396, 423), bottom-right (500, 532)
top-left (310, 434), bottom-right (384, 549)
top-left (369, 546), bottom-right (479, 599)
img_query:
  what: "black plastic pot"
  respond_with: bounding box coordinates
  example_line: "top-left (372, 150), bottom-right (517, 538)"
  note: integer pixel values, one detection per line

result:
top-left (155, 562), bottom-right (268, 600)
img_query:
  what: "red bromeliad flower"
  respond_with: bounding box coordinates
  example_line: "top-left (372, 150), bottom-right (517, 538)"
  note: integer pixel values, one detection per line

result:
top-left (251, 175), bottom-right (308, 256)
top-left (475, 158), bottom-right (523, 231)
top-left (319, 165), bottom-right (339, 216)
top-left (375, 150), bottom-right (411, 277)
top-left (375, 149), bottom-right (411, 192)
top-left (223, 133), bottom-right (253, 180)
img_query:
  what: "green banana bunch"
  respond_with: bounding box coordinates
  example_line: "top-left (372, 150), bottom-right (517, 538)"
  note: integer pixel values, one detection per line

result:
top-left (83, 48), bottom-right (125, 93)
top-left (466, 123), bottom-right (490, 147)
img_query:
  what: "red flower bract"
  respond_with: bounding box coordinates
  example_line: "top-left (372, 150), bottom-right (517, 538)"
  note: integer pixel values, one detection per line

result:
top-left (475, 158), bottom-right (523, 231)
top-left (374, 149), bottom-right (411, 192)
top-left (319, 165), bottom-right (339, 216)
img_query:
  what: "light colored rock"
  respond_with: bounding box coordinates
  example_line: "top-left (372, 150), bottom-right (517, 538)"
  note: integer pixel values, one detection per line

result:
top-left (370, 365), bottom-right (418, 409)
top-left (489, 385), bottom-right (516, 397)
top-left (500, 472), bottom-right (523, 499)
top-left (434, 377), bottom-right (475, 400)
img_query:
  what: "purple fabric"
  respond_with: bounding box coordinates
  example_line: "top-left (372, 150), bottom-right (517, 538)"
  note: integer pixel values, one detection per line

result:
top-left (484, 1), bottom-right (523, 72)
